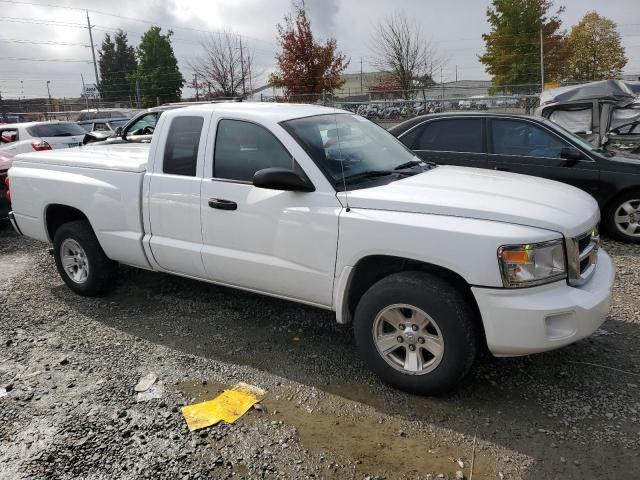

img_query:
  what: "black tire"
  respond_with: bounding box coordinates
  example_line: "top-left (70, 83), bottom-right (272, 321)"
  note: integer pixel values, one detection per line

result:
top-left (53, 220), bottom-right (118, 296)
top-left (353, 271), bottom-right (479, 396)
top-left (603, 190), bottom-right (640, 243)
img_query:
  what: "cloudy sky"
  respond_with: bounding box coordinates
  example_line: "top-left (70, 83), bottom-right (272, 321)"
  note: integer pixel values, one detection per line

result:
top-left (0, 0), bottom-right (639, 99)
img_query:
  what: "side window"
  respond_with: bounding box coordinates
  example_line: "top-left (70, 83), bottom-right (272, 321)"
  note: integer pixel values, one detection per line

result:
top-left (163, 116), bottom-right (204, 177)
top-left (491, 119), bottom-right (567, 159)
top-left (94, 122), bottom-right (109, 132)
top-left (128, 113), bottom-right (158, 136)
top-left (214, 119), bottom-right (293, 182)
top-left (412, 119), bottom-right (483, 153)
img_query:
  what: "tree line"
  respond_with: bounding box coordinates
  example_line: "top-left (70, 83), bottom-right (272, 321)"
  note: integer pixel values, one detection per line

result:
top-left (481, 0), bottom-right (628, 92)
top-left (97, 0), bottom-right (630, 105)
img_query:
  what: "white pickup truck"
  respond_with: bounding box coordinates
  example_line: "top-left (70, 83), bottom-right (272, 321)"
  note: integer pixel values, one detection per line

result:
top-left (8, 103), bottom-right (615, 395)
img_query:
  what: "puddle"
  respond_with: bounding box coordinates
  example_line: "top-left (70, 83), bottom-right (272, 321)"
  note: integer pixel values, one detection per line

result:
top-left (178, 380), bottom-right (496, 479)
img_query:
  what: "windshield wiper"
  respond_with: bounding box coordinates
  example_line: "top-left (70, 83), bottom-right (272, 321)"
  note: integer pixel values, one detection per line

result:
top-left (394, 160), bottom-right (424, 170)
top-left (343, 170), bottom-right (394, 184)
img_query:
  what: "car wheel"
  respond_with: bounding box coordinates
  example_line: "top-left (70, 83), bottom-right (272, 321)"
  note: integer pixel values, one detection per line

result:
top-left (353, 271), bottom-right (479, 396)
top-left (53, 220), bottom-right (118, 296)
top-left (603, 190), bottom-right (640, 243)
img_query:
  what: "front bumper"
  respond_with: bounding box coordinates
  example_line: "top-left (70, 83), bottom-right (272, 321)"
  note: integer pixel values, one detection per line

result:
top-left (472, 249), bottom-right (615, 357)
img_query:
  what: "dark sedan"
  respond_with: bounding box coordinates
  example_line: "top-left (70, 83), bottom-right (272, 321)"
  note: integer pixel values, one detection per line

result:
top-left (389, 112), bottom-right (640, 243)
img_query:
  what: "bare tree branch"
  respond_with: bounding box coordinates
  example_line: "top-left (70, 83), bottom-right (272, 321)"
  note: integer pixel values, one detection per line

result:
top-left (369, 11), bottom-right (445, 99)
top-left (188, 31), bottom-right (259, 98)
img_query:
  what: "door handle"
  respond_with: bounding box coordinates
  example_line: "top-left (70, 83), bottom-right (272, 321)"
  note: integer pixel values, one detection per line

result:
top-left (208, 198), bottom-right (237, 210)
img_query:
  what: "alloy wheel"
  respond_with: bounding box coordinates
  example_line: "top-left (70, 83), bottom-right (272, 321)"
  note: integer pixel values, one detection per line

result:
top-left (372, 304), bottom-right (444, 375)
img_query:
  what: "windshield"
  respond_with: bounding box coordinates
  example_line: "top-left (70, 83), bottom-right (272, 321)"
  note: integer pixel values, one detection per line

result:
top-left (540, 117), bottom-right (601, 154)
top-left (282, 114), bottom-right (419, 187)
top-left (27, 122), bottom-right (86, 138)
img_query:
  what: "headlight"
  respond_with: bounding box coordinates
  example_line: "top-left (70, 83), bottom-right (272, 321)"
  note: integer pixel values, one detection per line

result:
top-left (497, 239), bottom-right (566, 288)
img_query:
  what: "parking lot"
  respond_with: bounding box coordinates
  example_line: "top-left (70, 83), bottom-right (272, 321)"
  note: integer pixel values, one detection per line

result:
top-left (0, 224), bottom-right (638, 479)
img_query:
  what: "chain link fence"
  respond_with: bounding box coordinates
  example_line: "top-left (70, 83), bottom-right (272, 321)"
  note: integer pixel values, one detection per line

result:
top-left (0, 83), bottom-right (542, 124)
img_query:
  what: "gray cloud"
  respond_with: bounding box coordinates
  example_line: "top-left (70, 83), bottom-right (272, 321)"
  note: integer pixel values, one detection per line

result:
top-left (0, 0), bottom-right (638, 99)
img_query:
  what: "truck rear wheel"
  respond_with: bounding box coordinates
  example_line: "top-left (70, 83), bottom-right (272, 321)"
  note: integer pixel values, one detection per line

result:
top-left (53, 220), bottom-right (118, 296)
top-left (353, 271), bottom-right (479, 396)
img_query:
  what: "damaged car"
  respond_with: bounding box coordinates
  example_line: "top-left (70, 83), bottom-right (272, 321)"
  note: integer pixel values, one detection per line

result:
top-left (536, 79), bottom-right (640, 154)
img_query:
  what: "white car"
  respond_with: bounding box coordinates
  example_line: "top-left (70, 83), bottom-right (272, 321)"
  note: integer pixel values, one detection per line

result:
top-left (0, 121), bottom-right (86, 155)
top-left (7, 103), bottom-right (615, 395)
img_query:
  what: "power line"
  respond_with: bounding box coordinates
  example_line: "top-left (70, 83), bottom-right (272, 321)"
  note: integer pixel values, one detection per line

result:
top-left (0, 56), bottom-right (91, 63)
top-left (0, 38), bottom-right (89, 46)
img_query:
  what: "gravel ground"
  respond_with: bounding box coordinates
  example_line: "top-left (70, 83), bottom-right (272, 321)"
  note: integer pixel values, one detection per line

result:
top-left (0, 224), bottom-right (639, 479)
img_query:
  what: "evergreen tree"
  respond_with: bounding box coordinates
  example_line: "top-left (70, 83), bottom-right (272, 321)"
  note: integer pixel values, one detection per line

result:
top-left (133, 27), bottom-right (184, 107)
top-left (98, 30), bottom-right (137, 102)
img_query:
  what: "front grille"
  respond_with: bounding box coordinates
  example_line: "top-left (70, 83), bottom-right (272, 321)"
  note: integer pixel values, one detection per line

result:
top-left (566, 227), bottom-right (599, 286)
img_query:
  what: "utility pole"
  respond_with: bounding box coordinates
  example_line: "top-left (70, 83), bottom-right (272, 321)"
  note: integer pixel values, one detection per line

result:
top-left (455, 65), bottom-right (458, 83)
top-left (86, 10), bottom-right (100, 88)
top-left (539, 28), bottom-right (545, 91)
top-left (360, 57), bottom-right (363, 95)
top-left (239, 36), bottom-right (246, 98)
top-left (193, 74), bottom-right (200, 101)
top-left (440, 67), bottom-right (444, 109)
top-left (136, 79), bottom-right (141, 108)
top-left (46, 80), bottom-right (52, 120)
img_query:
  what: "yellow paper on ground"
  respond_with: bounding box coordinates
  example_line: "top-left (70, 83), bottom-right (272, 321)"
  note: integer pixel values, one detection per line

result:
top-left (181, 382), bottom-right (266, 431)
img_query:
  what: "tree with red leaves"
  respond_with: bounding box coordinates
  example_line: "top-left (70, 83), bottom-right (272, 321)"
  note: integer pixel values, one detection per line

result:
top-left (270, 2), bottom-right (349, 102)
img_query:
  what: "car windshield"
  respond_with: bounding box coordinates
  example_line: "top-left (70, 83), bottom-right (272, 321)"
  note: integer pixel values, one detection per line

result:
top-left (282, 113), bottom-right (421, 188)
top-left (540, 117), bottom-right (600, 154)
top-left (27, 123), bottom-right (86, 137)
top-left (109, 119), bottom-right (128, 128)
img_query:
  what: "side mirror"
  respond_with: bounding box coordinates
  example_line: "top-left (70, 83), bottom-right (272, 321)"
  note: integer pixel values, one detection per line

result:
top-left (253, 168), bottom-right (315, 192)
top-left (114, 127), bottom-right (122, 136)
top-left (560, 146), bottom-right (584, 163)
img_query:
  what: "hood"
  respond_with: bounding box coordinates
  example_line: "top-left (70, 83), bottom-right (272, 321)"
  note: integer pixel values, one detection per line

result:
top-left (343, 166), bottom-right (599, 238)
top-left (14, 143), bottom-right (150, 173)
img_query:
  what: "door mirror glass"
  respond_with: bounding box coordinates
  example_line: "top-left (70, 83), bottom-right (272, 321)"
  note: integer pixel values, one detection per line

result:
top-left (253, 168), bottom-right (315, 192)
top-left (560, 146), bottom-right (584, 162)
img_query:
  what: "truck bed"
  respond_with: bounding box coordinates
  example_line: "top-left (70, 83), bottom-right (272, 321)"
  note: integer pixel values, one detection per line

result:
top-left (9, 143), bottom-right (152, 270)
top-left (14, 143), bottom-right (150, 173)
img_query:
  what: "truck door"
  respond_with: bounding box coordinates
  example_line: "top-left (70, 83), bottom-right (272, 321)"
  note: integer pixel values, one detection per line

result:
top-left (147, 113), bottom-right (209, 277)
top-left (199, 118), bottom-right (341, 307)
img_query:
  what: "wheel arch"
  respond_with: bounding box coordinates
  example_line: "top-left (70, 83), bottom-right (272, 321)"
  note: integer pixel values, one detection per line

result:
top-left (338, 254), bottom-right (487, 349)
top-left (44, 204), bottom-right (91, 242)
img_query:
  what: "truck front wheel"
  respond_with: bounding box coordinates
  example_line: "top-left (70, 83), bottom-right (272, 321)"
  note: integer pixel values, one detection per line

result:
top-left (53, 220), bottom-right (118, 296)
top-left (353, 271), bottom-right (479, 395)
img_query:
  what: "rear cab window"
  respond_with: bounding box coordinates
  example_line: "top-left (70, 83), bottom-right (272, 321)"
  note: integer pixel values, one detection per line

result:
top-left (163, 116), bottom-right (205, 176)
top-left (26, 123), bottom-right (86, 138)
